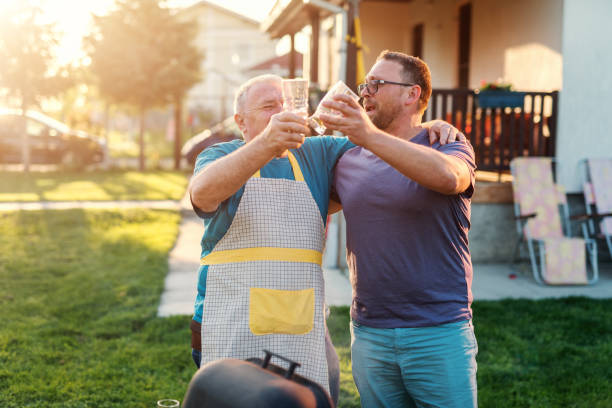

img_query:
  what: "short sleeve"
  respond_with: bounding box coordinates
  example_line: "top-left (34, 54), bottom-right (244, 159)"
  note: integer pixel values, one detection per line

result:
top-left (438, 141), bottom-right (477, 198)
top-left (191, 140), bottom-right (243, 218)
top-left (320, 136), bottom-right (355, 174)
top-left (322, 136), bottom-right (354, 203)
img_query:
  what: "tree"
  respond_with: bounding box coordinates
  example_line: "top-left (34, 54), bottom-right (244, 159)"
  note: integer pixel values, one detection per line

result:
top-left (162, 13), bottom-right (202, 170)
top-left (86, 0), bottom-right (202, 170)
top-left (0, 2), bottom-right (73, 171)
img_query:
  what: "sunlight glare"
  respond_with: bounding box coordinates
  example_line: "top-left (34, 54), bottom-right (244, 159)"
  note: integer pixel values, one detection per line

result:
top-left (4, 0), bottom-right (279, 65)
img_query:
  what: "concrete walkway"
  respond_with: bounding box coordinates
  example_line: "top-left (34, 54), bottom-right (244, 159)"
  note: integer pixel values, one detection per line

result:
top-left (157, 195), bottom-right (612, 317)
top-left (472, 262), bottom-right (612, 300)
top-left (157, 208), bottom-right (202, 317)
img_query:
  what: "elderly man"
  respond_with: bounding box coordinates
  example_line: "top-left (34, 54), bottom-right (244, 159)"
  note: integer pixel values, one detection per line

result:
top-left (321, 51), bottom-right (477, 407)
top-left (188, 73), bottom-right (462, 404)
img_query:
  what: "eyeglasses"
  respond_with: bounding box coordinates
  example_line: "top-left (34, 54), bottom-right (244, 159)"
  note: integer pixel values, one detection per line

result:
top-left (357, 79), bottom-right (417, 96)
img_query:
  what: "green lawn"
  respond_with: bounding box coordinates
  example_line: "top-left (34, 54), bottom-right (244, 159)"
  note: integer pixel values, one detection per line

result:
top-left (1, 210), bottom-right (611, 407)
top-left (0, 170), bottom-right (188, 202)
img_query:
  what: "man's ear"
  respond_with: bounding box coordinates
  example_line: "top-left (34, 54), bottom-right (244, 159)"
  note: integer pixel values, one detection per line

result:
top-left (234, 113), bottom-right (246, 135)
top-left (404, 85), bottom-right (422, 107)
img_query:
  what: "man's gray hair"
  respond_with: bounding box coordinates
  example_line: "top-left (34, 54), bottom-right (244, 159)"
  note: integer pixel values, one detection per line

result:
top-left (234, 74), bottom-right (282, 114)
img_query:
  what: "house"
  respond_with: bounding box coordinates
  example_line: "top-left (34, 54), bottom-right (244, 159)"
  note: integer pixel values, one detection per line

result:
top-left (262, 0), bottom-right (612, 192)
top-left (261, 0), bottom-right (612, 264)
top-left (243, 51), bottom-right (304, 79)
top-left (178, 1), bottom-right (278, 123)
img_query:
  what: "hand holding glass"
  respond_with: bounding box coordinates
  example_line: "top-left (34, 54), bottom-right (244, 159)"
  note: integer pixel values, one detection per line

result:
top-left (282, 79), bottom-right (360, 135)
top-left (309, 81), bottom-right (360, 135)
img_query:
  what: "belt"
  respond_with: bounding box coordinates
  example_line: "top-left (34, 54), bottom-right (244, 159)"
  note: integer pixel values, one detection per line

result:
top-left (190, 319), bottom-right (201, 350)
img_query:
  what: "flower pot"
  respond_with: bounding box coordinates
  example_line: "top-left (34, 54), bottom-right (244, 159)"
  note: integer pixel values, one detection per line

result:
top-left (477, 91), bottom-right (525, 109)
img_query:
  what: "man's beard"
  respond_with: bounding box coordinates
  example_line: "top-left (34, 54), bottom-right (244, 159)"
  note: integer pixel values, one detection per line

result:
top-left (370, 102), bottom-right (402, 131)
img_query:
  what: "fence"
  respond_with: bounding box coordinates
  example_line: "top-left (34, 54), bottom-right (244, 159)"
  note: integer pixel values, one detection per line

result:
top-left (424, 89), bottom-right (559, 176)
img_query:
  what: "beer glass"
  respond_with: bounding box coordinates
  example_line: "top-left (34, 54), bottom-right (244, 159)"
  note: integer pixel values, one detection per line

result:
top-left (280, 78), bottom-right (309, 156)
top-left (309, 80), bottom-right (360, 135)
top-left (281, 78), bottom-right (309, 117)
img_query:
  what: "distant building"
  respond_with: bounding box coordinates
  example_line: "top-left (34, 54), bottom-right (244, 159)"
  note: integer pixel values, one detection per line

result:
top-left (243, 52), bottom-right (304, 79)
top-left (179, 1), bottom-right (278, 122)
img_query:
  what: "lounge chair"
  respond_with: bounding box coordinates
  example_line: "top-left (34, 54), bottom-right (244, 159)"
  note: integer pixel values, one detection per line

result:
top-left (510, 157), bottom-right (598, 285)
top-left (579, 158), bottom-right (612, 259)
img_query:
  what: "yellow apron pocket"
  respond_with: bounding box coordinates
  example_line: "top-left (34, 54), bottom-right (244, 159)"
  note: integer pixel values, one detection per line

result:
top-left (249, 288), bottom-right (314, 335)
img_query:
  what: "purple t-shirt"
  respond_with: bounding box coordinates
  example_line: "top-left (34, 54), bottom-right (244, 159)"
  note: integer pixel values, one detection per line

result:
top-left (333, 129), bottom-right (476, 328)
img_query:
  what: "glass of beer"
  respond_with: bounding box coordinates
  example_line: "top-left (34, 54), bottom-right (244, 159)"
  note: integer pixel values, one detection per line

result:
top-left (281, 78), bottom-right (309, 118)
top-left (280, 78), bottom-right (309, 156)
top-left (309, 80), bottom-right (360, 135)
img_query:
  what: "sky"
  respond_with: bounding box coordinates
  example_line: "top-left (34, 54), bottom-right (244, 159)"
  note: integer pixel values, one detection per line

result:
top-left (0, 0), bottom-right (280, 65)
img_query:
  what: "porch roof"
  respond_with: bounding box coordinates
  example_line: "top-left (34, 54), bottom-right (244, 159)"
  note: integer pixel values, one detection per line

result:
top-left (261, 0), bottom-right (412, 38)
top-left (261, 0), bottom-right (342, 38)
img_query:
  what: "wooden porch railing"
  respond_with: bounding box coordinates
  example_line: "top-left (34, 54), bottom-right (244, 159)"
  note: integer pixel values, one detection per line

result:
top-left (424, 89), bottom-right (559, 175)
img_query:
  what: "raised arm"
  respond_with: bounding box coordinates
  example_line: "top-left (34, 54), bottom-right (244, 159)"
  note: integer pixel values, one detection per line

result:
top-left (360, 130), bottom-right (471, 195)
top-left (319, 95), bottom-right (471, 195)
top-left (189, 112), bottom-right (309, 212)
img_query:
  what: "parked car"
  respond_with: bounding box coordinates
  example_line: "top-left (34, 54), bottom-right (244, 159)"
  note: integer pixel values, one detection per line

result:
top-left (0, 109), bottom-right (105, 167)
top-left (182, 116), bottom-right (242, 166)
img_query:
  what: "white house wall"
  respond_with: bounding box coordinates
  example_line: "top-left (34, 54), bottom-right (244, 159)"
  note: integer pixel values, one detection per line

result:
top-left (359, 0), bottom-right (461, 88)
top-left (355, 0), bottom-right (563, 91)
top-left (359, 2), bottom-right (413, 77)
top-left (556, 0), bottom-right (612, 192)
top-left (309, 0), bottom-right (460, 90)
top-left (471, 0), bottom-right (563, 91)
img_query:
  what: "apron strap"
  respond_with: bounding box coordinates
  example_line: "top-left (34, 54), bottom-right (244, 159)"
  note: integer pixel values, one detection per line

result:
top-left (201, 247), bottom-right (322, 265)
top-left (252, 152), bottom-right (304, 182)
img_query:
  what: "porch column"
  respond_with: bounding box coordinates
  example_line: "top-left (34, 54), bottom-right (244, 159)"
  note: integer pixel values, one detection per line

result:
top-left (556, 0), bottom-right (612, 192)
top-left (345, 0), bottom-right (357, 92)
top-left (309, 9), bottom-right (320, 86)
top-left (289, 33), bottom-right (296, 79)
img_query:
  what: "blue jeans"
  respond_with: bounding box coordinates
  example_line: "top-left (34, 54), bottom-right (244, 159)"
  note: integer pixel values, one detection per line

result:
top-left (190, 327), bottom-right (340, 406)
top-left (192, 348), bottom-right (201, 368)
top-left (351, 320), bottom-right (478, 408)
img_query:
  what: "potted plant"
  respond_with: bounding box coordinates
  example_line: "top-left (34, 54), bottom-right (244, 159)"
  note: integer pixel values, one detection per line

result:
top-left (476, 80), bottom-right (525, 109)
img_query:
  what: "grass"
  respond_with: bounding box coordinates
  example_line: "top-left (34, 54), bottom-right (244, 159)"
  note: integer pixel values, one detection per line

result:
top-left (0, 209), bottom-right (188, 407)
top-left (0, 170), bottom-right (188, 202)
top-left (327, 306), bottom-right (361, 408)
top-left (474, 298), bottom-right (612, 407)
top-left (1, 209), bottom-right (611, 407)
